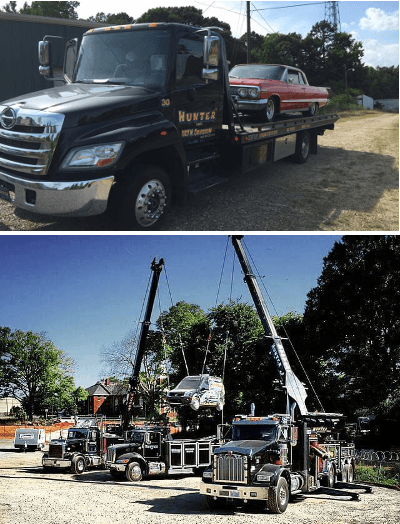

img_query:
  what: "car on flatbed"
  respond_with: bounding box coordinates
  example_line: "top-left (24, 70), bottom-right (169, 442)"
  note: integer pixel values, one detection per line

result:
top-left (229, 64), bottom-right (329, 121)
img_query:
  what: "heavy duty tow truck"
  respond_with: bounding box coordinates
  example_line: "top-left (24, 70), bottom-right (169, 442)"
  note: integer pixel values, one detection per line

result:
top-left (106, 257), bottom-right (223, 481)
top-left (42, 424), bottom-right (123, 474)
top-left (200, 236), bottom-right (372, 513)
top-left (0, 22), bottom-right (338, 229)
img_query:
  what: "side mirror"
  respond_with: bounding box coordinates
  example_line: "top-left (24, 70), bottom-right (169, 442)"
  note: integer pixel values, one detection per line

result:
top-left (38, 40), bottom-right (52, 77)
top-left (204, 35), bottom-right (219, 67)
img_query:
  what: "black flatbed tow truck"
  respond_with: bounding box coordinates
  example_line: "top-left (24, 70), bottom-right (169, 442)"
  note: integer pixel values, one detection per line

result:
top-left (0, 22), bottom-right (338, 229)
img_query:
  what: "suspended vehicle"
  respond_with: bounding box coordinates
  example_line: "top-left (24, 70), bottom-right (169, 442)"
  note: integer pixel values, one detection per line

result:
top-left (165, 374), bottom-right (225, 411)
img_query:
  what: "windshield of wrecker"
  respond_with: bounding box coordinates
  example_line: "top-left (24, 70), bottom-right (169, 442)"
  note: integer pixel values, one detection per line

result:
top-left (74, 29), bottom-right (170, 88)
top-left (67, 429), bottom-right (89, 439)
top-left (232, 423), bottom-right (278, 442)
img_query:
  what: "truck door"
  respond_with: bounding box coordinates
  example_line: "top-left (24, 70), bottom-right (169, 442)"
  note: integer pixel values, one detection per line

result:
top-left (171, 32), bottom-right (223, 148)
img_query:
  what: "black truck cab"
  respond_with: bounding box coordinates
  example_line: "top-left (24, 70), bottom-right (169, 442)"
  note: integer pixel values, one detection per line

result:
top-left (0, 22), bottom-right (337, 229)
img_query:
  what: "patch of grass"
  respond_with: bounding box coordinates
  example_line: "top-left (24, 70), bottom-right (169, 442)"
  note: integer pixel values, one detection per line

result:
top-left (356, 464), bottom-right (400, 487)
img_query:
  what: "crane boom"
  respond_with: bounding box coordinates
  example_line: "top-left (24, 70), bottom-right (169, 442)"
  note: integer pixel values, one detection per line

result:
top-left (124, 257), bottom-right (164, 426)
top-left (231, 236), bottom-right (308, 417)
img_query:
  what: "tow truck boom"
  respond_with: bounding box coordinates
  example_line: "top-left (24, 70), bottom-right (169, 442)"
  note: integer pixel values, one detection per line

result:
top-left (231, 235), bottom-right (308, 417)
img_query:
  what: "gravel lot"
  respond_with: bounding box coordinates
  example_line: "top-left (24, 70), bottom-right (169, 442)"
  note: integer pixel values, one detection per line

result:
top-left (0, 112), bottom-right (398, 232)
top-left (1, 440), bottom-right (399, 524)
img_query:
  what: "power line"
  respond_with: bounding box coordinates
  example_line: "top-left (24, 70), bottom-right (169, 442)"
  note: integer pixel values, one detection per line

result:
top-left (256, 2), bottom-right (326, 10)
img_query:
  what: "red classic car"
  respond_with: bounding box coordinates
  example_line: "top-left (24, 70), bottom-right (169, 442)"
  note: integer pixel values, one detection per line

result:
top-left (229, 64), bottom-right (329, 122)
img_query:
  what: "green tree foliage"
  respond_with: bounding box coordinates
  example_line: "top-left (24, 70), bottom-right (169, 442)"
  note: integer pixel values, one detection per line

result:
top-left (88, 12), bottom-right (134, 25)
top-left (0, 327), bottom-right (78, 419)
top-left (17, 1), bottom-right (80, 19)
top-left (303, 236), bottom-right (400, 423)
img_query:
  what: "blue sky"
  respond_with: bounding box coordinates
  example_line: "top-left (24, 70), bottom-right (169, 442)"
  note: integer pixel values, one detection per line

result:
top-left (0, 234), bottom-right (342, 388)
top-left (66, 0), bottom-right (399, 68)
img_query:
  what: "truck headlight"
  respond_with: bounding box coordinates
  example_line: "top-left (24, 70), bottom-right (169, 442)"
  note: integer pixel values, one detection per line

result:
top-left (202, 470), bottom-right (213, 479)
top-left (61, 142), bottom-right (124, 170)
top-left (256, 473), bottom-right (272, 482)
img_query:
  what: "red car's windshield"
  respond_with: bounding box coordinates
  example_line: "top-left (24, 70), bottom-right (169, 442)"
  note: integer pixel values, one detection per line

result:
top-left (229, 65), bottom-right (285, 81)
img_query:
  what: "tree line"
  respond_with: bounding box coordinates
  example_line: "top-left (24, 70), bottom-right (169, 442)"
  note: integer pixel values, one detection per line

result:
top-left (2, 1), bottom-right (398, 99)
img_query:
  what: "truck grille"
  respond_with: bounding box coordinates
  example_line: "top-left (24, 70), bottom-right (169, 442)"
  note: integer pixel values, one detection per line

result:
top-left (106, 447), bottom-right (116, 464)
top-left (214, 454), bottom-right (247, 484)
top-left (0, 105), bottom-right (64, 177)
top-left (49, 443), bottom-right (64, 459)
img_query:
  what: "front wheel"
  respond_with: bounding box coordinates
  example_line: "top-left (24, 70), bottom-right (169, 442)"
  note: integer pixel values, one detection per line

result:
top-left (126, 461), bottom-right (143, 482)
top-left (71, 456), bottom-right (85, 474)
top-left (257, 97), bottom-right (276, 122)
top-left (111, 166), bottom-right (171, 230)
top-left (267, 477), bottom-right (289, 514)
top-left (190, 395), bottom-right (200, 411)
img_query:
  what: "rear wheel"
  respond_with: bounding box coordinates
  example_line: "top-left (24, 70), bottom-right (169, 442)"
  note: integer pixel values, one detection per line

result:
top-left (341, 464), bottom-right (350, 482)
top-left (126, 461), bottom-right (143, 482)
top-left (306, 102), bottom-right (319, 116)
top-left (348, 463), bottom-right (355, 483)
top-left (293, 130), bottom-right (310, 164)
top-left (323, 463), bottom-right (336, 488)
top-left (267, 477), bottom-right (289, 514)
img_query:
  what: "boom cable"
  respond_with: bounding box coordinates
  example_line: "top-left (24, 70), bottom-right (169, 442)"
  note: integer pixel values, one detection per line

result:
top-left (242, 239), bottom-right (325, 413)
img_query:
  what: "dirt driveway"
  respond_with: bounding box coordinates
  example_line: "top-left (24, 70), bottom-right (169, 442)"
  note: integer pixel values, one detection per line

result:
top-left (0, 111), bottom-right (398, 232)
top-left (1, 441), bottom-right (399, 524)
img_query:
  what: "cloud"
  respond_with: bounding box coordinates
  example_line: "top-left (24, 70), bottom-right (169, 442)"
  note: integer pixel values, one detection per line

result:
top-left (361, 39), bottom-right (399, 68)
top-left (359, 8), bottom-right (399, 31)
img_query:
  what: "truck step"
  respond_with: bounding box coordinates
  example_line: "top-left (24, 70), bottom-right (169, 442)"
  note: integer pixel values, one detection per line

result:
top-left (188, 176), bottom-right (228, 194)
top-left (167, 467), bottom-right (194, 475)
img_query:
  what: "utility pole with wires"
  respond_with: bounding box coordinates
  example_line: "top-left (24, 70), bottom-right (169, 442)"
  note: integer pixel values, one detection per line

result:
top-left (246, 1), bottom-right (251, 63)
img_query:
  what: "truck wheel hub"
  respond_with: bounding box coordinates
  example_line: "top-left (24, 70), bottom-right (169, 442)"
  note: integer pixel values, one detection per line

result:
top-left (135, 180), bottom-right (167, 226)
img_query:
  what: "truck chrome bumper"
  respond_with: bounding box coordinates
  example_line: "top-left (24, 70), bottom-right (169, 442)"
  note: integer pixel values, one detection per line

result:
top-left (200, 481), bottom-right (269, 501)
top-left (110, 463), bottom-right (126, 473)
top-left (0, 169), bottom-right (114, 217)
top-left (43, 457), bottom-right (72, 468)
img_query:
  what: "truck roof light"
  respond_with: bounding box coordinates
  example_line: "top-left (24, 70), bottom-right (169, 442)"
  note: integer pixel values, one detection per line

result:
top-left (149, 23), bottom-right (159, 27)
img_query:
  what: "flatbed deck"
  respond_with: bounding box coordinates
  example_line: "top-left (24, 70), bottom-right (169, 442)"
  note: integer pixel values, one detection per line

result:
top-left (227, 113), bottom-right (339, 144)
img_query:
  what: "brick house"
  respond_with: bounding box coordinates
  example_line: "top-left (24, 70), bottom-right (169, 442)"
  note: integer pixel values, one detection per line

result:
top-left (85, 379), bottom-right (128, 416)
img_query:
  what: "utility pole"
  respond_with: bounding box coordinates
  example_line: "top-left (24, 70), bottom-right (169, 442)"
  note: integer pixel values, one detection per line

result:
top-left (246, 1), bottom-right (251, 63)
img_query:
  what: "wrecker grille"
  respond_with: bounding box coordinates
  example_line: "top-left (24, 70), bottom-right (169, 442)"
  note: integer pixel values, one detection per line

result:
top-left (49, 443), bottom-right (64, 459)
top-left (0, 106), bottom-right (64, 177)
top-left (214, 454), bottom-right (247, 483)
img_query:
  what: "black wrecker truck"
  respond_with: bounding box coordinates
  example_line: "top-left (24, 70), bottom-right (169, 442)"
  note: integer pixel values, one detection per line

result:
top-left (200, 237), bottom-right (372, 513)
top-left (106, 256), bottom-right (225, 481)
top-left (42, 425), bottom-right (123, 474)
top-left (0, 23), bottom-right (338, 229)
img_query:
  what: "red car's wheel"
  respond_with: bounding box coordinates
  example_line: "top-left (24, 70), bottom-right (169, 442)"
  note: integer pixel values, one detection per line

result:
top-left (265, 97), bottom-right (276, 122)
top-left (306, 102), bottom-right (319, 116)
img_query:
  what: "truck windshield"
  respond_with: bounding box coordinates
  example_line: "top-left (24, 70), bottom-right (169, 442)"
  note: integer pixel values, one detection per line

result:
top-left (229, 65), bottom-right (285, 81)
top-left (68, 429), bottom-right (89, 439)
top-left (232, 424), bottom-right (278, 442)
top-left (74, 29), bottom-right (170, 88)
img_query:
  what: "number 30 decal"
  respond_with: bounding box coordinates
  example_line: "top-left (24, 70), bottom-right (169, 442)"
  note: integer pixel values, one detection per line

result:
top-left (161, 99), bottom-right (171, 108)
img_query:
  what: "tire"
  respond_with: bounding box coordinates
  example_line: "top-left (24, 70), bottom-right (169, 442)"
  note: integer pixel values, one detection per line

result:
top-left (306, 102), bottom-right (319, 116)
top-left (341, 464), bottom-right (350, 482)
top-left (348, 463), bottom-right (355, 483)
top-left (264, 97), bottom-right (276, 122)
top-left (112, 166), bottom-right (171, 230)
top-left (293, 130), bottom-right (310, 164)
top-left (205, 495), bottom-right (227, 510)
top-left (267, 477), bottom-right (289, 514)
top-left (71, 455), bottom-right (85, 474)
top-left (126, 461), bottom-right (143, 482)
top-left (323, 463), bottom-right (336, 488)
top-left (216, 401), bottom-right (224, 412)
